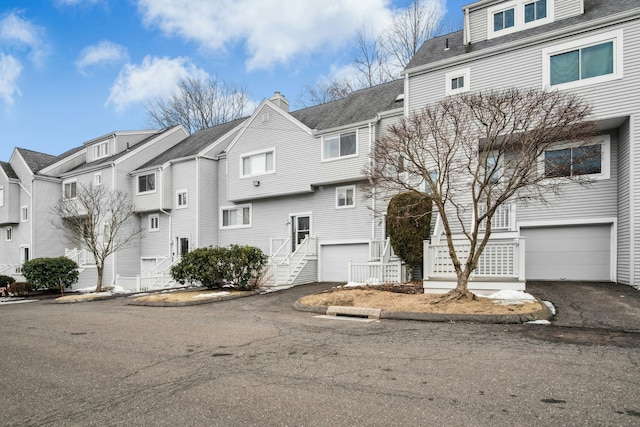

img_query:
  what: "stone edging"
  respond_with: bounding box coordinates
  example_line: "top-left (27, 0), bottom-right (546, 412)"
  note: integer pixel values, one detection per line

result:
top-left (293, 298), bottom-right (553, 324)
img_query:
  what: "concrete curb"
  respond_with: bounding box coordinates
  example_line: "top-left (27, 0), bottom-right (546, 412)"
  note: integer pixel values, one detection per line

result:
top-left (56, 294), bottom-right (120, 304)
top-left (293, 297), bottom-right (553, 324)
top-left (127, 290), bottom-right (257, 307)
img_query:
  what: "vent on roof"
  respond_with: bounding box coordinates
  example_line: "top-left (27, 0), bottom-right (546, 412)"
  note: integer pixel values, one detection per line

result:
top-left (445, 38), bottom-right (449, 51)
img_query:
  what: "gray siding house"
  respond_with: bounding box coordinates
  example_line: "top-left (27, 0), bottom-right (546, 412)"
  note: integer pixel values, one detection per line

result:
top-left (404, 0), bottom-right (640, 291)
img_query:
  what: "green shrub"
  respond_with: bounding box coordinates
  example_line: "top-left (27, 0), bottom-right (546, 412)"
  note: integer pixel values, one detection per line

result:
top-left (21, 257), bottom-right (79, 293)
top-left (386, 191), bottom-right (432, 270)
top-left (171, 245), bottom-right (267, 290)
top-left (0, 274), bottom-right (16, 287)
top-left (7, 282), bottom-right (34, 296)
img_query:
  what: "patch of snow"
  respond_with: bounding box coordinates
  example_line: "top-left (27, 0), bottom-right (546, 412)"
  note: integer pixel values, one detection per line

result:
top-left (543, 300), bottom-right (556, 315)
top-left (344, 282), bottom-right (365, 288)
top-left (194, 292), bottom-right (230, 298)
top-left (526, 319), bottom-right (551, 325)
top-left (478, 290), bottom-right (537, 305)
top-left (77, 286), bottom-right (97, 293)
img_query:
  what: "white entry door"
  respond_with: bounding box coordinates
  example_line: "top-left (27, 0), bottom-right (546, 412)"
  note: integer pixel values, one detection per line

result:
top-left (290, 215), bottom-right (311, 252)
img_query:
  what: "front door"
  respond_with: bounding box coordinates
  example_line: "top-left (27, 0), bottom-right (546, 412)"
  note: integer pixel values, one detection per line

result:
top-left (176, 237), bottom-right (189, 257)
top-left (291, 215), bottom-right (310, 252)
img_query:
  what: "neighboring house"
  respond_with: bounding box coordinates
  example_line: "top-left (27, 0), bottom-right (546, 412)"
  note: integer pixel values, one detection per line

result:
top-left (403, 0), bottom-right (640, 290)
top-left (0, 127), bottom-right (189, 288)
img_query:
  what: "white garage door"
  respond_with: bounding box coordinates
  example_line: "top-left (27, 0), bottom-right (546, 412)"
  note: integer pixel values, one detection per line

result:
top-left (520, 224), bottom-right (611, 281)
top-left (321, 244), bottom-right (369, 282)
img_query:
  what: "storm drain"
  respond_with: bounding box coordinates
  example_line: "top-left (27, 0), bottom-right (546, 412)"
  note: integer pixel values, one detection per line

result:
top-left (325, 306), bottom-right (382, 319)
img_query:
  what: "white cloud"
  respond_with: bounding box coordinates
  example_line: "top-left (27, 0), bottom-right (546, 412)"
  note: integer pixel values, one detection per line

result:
top-left (76, 40), bottom-right (129, 74)
top-left (137, 0), bottom-right (394, 70)
top-left (55, 0), bottom-right (101, 6)
top-left (0, 53), bottom-right (22, 105)
top-left (0, 12), bottom-right (48, 66)
top-left (106, 55), bottom-right (208, 111)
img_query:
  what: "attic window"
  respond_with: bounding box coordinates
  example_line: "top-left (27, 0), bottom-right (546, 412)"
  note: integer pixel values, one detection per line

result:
top-left (488, 0), bottom-right (553, 39)
top-left (93, 141), bottom-right (109, 160)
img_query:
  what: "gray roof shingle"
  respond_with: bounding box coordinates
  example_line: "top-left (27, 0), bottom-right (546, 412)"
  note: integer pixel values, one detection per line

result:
top-left (406, 0), bottom-right (640, 70)
top-left (291, 79), bottom-right (404, 130)
top-left (15, 148), bottom-right (60, 173)
top-left (1, 161), bottom-right (18, 179)
top-left (135, 118), bottom-right (247, 170)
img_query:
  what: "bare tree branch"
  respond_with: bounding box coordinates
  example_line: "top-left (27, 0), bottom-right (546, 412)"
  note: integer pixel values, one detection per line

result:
top-left (51, 183), bottom-right (142, 292)
top-left (364, 88), bottom-right (596, 300)
top-left (147, 76), bottom-right (249, 133)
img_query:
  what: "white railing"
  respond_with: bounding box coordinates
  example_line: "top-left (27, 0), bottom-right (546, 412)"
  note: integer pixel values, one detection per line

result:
top-left (0, 264), bottom-right (21, 275)
top-left (370, 238), bottom-right (395, 262)
top-left (348, 260), bottom-right (406, 284)
top-left (424, 238), bottom-right (525, 280)
top-left (65, 248), bottom-right (94, 266)
top-left (270, 237), bottom-right (290, 258)
top-left (479, 203), bottom-right (515, 231)
top-left (116, 271), bottom-right (179, 292)
top-left (150, 256), bottom-right (179, 276)
top-left (267, 236), bottom-right (316, 286)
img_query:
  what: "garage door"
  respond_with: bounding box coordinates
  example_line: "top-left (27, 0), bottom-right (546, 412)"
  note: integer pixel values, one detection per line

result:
top-left (321, 244), bottom-right (369, 282)
top-left (520, 224), bottom-right (611, 281)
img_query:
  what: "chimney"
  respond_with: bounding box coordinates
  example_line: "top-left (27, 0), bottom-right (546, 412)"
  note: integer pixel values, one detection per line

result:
top-left (270, 91), bottom-right (289, 112)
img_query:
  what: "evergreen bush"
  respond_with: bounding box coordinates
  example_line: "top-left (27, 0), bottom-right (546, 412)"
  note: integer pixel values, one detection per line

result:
top-left (21, 257), bottom-right (79, 294)
top-left (386, 191), bottom-right (432, 271)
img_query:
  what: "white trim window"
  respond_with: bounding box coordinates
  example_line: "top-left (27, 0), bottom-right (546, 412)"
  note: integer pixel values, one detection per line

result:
top-left (336, 185), bottom-right (356, 209)
top-left (137, 173), bottom-right (156, 194)
top-left (445, 68), bottom-right (470, 96)
top-left (0, 186), bottom-right (4, 207)
top-left (149, 214), bottom-right (159, 232)
top-left (322, 131), bottom-right (357, 161)
top-left (542, 30), bottom-right (623, 89)
top-left (488, 0), bottom-right (553, 39)
top-left (95, 172), bottom-right (102, 186)
top-left (21, 206), bottom-right (28, 222)
top-left (541, 135), bottom-right (611, 180)
top-left (93, 141), bottom-right (109, 160)
top-left (241, 148), bottom-right (275, 178)
top-left (63, 180), bottom-right (77, 199)
top-left (221, 205), bottom-right (251, 229)
top-left (5, 226), bottom-right (12, 241)
top-left (176, 190), bottom-right (188, 208)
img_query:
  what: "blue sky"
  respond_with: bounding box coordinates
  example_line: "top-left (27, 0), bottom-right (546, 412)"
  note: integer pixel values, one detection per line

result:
top-left (0, 0), bottom-right (467, 161)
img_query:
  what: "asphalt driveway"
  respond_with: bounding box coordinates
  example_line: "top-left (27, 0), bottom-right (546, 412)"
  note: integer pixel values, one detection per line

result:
top-left (526, 281), bottom-right (640, 332)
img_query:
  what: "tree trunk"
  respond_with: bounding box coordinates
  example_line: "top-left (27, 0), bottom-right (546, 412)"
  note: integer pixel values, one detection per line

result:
top-left (434, 270), bottom-right (477, 303)
top-left (96, 265), bottom-right (103, 293)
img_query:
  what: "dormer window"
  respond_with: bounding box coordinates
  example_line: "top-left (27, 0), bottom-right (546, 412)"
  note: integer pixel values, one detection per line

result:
top-left (524, 0), bottom-right (546, 23)
top-left (488, 0), bottom-right (553, 39)
top-left (93, 141), bottom-right (109, 160)
top-left (493, 7), bottom-right (515, 32)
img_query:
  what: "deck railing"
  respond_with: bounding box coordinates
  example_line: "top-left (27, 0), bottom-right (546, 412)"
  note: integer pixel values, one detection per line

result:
top-left (347, 260), bottom-right (406, 284)
top-left (65, 248), bottom-right (94, 266)
top-left (424, 238), bottom-right (525, 280)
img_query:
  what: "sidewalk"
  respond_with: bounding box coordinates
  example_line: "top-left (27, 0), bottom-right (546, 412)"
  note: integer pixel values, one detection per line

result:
top-left (526, 281), bottom-right (640, 332)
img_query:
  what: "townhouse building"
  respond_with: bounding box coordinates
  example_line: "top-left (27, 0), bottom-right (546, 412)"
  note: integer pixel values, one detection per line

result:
top-left (404, 0), bottom-right (640, 290)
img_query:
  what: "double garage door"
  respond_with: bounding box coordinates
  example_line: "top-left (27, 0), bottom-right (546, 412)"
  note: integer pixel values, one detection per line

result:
top-left (321, 243), bottom-right (369, 282)
top-left (520, 224), bottom-right (612, 281)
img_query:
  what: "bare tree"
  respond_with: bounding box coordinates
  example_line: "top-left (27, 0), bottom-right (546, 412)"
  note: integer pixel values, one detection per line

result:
top-left (365, 88), bottom-right (595, 300)
top-left (147, 76), bottom-right (249, 134)
top-left (296, 78), bottom-right (354, 108)
top-left (353, 26), bottom-right (394, 87)
top-left (52, 183), bottom-right (143, 292)
top-left (384, 0), bottom-right (445, 69)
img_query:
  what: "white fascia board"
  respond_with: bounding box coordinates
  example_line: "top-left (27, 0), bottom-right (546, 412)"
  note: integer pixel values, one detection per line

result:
top-left (60, 163), bottom-right (112, 179)
top-left (404, 9), bottom-right (640, 77)
top-left (196, 122), bottom-right (246, 158)
top-left (38, 149), bottom-right (86, 175)
top-left (313, 118), bottom-right (379, 137)
top-left (115, 126), bottom-right (187, 165)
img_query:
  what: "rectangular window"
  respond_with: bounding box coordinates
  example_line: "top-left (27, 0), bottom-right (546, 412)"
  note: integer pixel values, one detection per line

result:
top-left (0, 186), bottom-right (4, 207)
top-left (221, 205), bottom-right (251, 228)
top-left (493, 7), bottom-right (515, 32)
top-left (323, 132), bottom-right (357, 160)
top-left (63, 181), bottom-right (77, 199)
top-left (149, 214), bottom-right (159, 231)
top-left (336, 185), bottom-right (356, 208)
top-left (445, 68), bottom-right (470, 96)
top-left (21, 206), bottom-right (28, 222)
top-left (177, 190), bottom-right (188, 208)
top-left (241, 149), bottom-right (275, 177)
top-left (485, 153), bottom-right (501, 184)
top-left (524, 0), bottom-right (546, 23)
top-left (93, 141), bottom-right (109, 159)
top-left (138, 173), bottom-right (156, 193)
top-left (544, 144), bottom-right (602, 178)
top-left (95, 173), bottom-right (102, 186)
top-left (6, 226), bottom-right (12, 241)
top-left (543, 30), bottom-right (622, 89)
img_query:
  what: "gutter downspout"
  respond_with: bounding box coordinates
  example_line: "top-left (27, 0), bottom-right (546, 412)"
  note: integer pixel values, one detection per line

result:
top-left (196, 157), bottom-right (200, 248)
top-left (111, 162), bottom-right (117, 285)
top-left (159, 166), bottom-right (173, 261)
